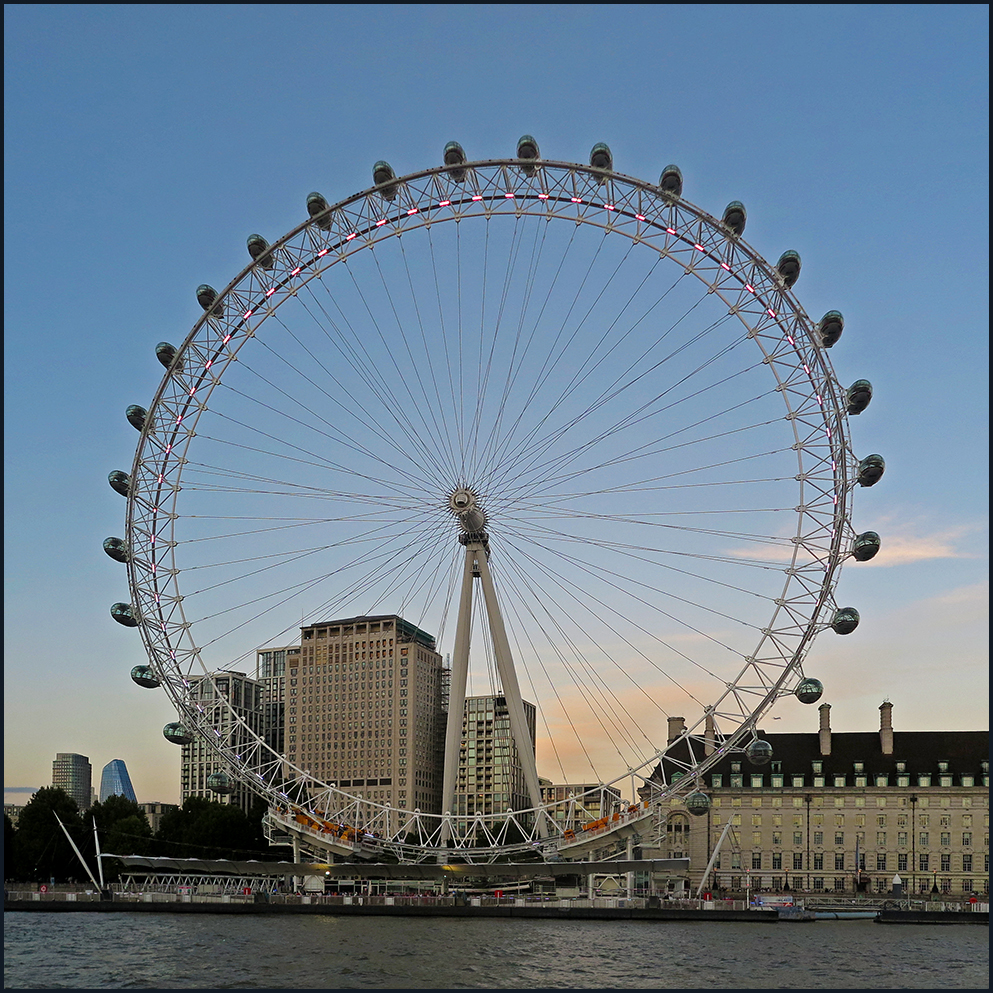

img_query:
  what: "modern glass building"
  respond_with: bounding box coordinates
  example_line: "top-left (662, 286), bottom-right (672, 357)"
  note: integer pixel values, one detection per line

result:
top-left (99, 758), bottom-right (137, 803)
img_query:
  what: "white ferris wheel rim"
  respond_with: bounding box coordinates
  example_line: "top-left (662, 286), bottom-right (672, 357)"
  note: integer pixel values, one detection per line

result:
top-left (119, 155), bottom-right (857, 858)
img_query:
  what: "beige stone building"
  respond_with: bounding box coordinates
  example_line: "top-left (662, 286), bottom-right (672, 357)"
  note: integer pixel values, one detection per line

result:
top-left (647, 702), bottom-right (989, 899)
top-left (286, 614), bottom-right (446, 815)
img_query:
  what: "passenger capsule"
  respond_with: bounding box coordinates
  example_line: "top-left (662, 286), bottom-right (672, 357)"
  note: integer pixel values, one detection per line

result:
top-left (108, 470), bottom-right (130, 497)
top-left (247, 234), bottom-right (275, 270)
top-left (111, 602), bottom-right (139, 627)
top-left (163, 722), bottom-right (193, 746)
top-left (658, 165), bottom-right (683, 198)
top-left (589, 142), bottom-right (613, 174)
top-left (746, 739), bottom-right (773, 765)
top-left (516, 135), bottom-right (540, 175)
top-left (852, 530), bottom-right (881, 561)
top-left (306, 192), bottom-right (332, 230)
top-left (831, 606), bottom-right (860, 635)
top-left (722, 201), bottom-right (746, 236)
top-left (818, 311), bottom-right (844, 348)
top-left (207, 771), bottom-right (233, 795)
top-left (794, 677), bottom-right (824, 704)
top-left (196, 284), bottom-right (223, 319)
top-left (126, 405), bottom-right (147, 432)
top-left (846, 379), bottom-right (873, 415)
top-left (684, 791), bottom-right (711, 816)
top-left (103, 537), bottom-right (128, 563)
top-left (857, 454), bottom-right (885, 487)
top-left (777, 250), bottom-right (801, 288)
top-left (155, 342), bottom-right (178, 369)
top-left (372, 160), bottom-right (398, 200)
top-left (131, 665), bottom-right (160, 689)
top-left (443, 141), bottom-right (467, 182)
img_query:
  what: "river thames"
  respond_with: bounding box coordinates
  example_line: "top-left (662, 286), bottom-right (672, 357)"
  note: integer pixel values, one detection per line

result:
top-left (3, 913), bottom-right (989, 989)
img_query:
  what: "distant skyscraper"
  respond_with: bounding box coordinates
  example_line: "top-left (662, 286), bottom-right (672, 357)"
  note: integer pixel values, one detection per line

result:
top-left (99, 759), bottom-right (137, 803)
top-left (52, 753), bottom-right (92, 811)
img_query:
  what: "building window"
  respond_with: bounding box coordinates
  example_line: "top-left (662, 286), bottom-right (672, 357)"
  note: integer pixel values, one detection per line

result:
top-left (876, 854), bottom-right (887, 871)
top-left (772, 853), bottom-right (782, 870)
top-left (897, 854), bottom-right (908, 872)
top-left (793, 832), bottom-right (803, 846)
top-left (940, 854), bottom-right (951, 872)
top-left (813, 853), bottom-right (824, 871)
top-left (793, 853), bottom-right (803, 870)
top-left (813, 831), bottom-right (823, 846)
top-left (963, 854), bottom-right (973, 873)
top-left (919, 854), bottom-right (929, 872)
top-left (752, 852), bottom-right (762, 870)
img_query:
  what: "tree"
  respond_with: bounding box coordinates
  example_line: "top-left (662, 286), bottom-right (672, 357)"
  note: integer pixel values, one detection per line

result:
top-left (154, 797), bottom-right (268, 860)
top-left (88, 795), bottom-right (154, 881)
top-left (11, 788), bottom-right (85, 884)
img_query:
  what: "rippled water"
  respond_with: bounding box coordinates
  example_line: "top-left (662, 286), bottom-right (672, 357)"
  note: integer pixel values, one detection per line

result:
top-left (4, 912), bottom-right (989, 989)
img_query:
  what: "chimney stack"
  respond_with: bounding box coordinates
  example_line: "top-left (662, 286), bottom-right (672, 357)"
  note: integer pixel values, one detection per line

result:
top-left (818, 703), bottom-right (832, 756)
top-left (704, 712), bottom-right (717, 756)
top-left (879, 700), bottom-right (894, 755)
top-left (667, 716), bottom-right (686, 744)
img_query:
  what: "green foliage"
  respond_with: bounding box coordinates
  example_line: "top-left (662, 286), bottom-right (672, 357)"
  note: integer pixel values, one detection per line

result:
top-left (153, 797), bottom-right (269, 860)
top-left (88, 795), bottom-right (154, 881)
top-left (10, 787), bottom-right (85, 883)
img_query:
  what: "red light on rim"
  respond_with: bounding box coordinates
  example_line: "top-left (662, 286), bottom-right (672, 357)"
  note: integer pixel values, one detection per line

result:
top-left (243, 309), bottom-right (253, 319)
top-left (438, 200), bottom-right (451, 207)
top-left (266, 287), bottom-right (276, 297)
top-left (571, 197), bottom-right (583, 204)
top-left (291, 267), bottom-right (302, 276)
top-left (666, 227), bottom-right (676, 235)
top-left (694, 244), bottom-right (705, 252)
top-left (346, 233), bottom-right (357, 240)
top-left (721, 262), bottom-right (731, 271)
top-left (471, 195), bottom-right (483, 201)
top-left (504, 192), bottom-right (515, 199)
top-left (603, 204), bottom-right (615, 211)
top-left (745, 284), bottom-right (755, 294)
top-left (318, 248), bottom-right (329, 256)
top-left (635, 214), bottom-right (646, 221)
top-left (538, 193), bottom-right (550, 200)
top-left (407, 208), bottom-right (418, 215)
top-left (376, 219), bottom-right (387, 227)
top-left (767, 308), bottom-right (776, 317)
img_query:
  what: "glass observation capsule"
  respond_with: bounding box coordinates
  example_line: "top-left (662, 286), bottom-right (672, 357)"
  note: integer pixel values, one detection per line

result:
top-left (196, 284), bottom-right (223, 318)
top-left (306, 192), bottom-right (332, 230)
top-left (163, 722), bottom-right (193, 746)
top-left (746, 739), bottom-right (773, 765)
top-left (372, 161), bottom-right (397, 200)
top-left (443, 141), bottom-right (467, 182)
top-left (125, 405), bottom-right (147, 432)
top-left (155, 341), bottom-right (178, 368)
top-left (516, 135), bottom-right (540, 175)
top-left (658, 164), bottom-right (683, 198)
top-left (247, 234), bottom-right (274, 270)
top-left (589, 142), bottom-right (613, 173)
top-left (852, 530), bottom-right (881, 561)
top-left (103, 537), bottom-right (128, 562)
top-left (684, 791), bottom-right (712, 816)
top-left (108, 470), bottom-right (130, 497)
top-left (857, 454), bottom-right (885, 487)
top-left (207, 771), bottom-right (233, 795)
top-left (130, 665), bottom-right (160, 689)
top-left (846, 379), bottom-right (873, 415)
top-left (795, 677), bottom-right (824, 704)
top-left (831, 606), bottom-right (860, 635)
top-left (818, 311), bottom-right (844, 348)
top-left (110, 602), bottom-right (138, 627)
top-left (722, 201), bottom-right (746, 236)
top-left (777, 250), bottom-right (801, 288)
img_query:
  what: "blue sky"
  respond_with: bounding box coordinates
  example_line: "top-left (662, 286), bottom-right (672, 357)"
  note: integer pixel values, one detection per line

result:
top-left (4, 4), bottom-right (988, 806)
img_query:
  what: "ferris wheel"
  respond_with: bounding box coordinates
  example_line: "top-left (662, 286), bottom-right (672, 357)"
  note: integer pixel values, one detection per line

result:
top-left (105, 139), bottom-right (882, 863)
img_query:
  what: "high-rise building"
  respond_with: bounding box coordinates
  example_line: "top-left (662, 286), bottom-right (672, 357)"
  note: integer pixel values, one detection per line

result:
top-left (180, 670), bottom-right (264, 813)
top-left (99, 759), bottom-right (137, 803)
top-left (256, 644), bottom-right (300, 757)
top-left (287, 614), bottom-right (446, 817)
top-left (456, 694), bottom-right (536, 820)
top-left (52, 753), bottom-right (92, 812)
